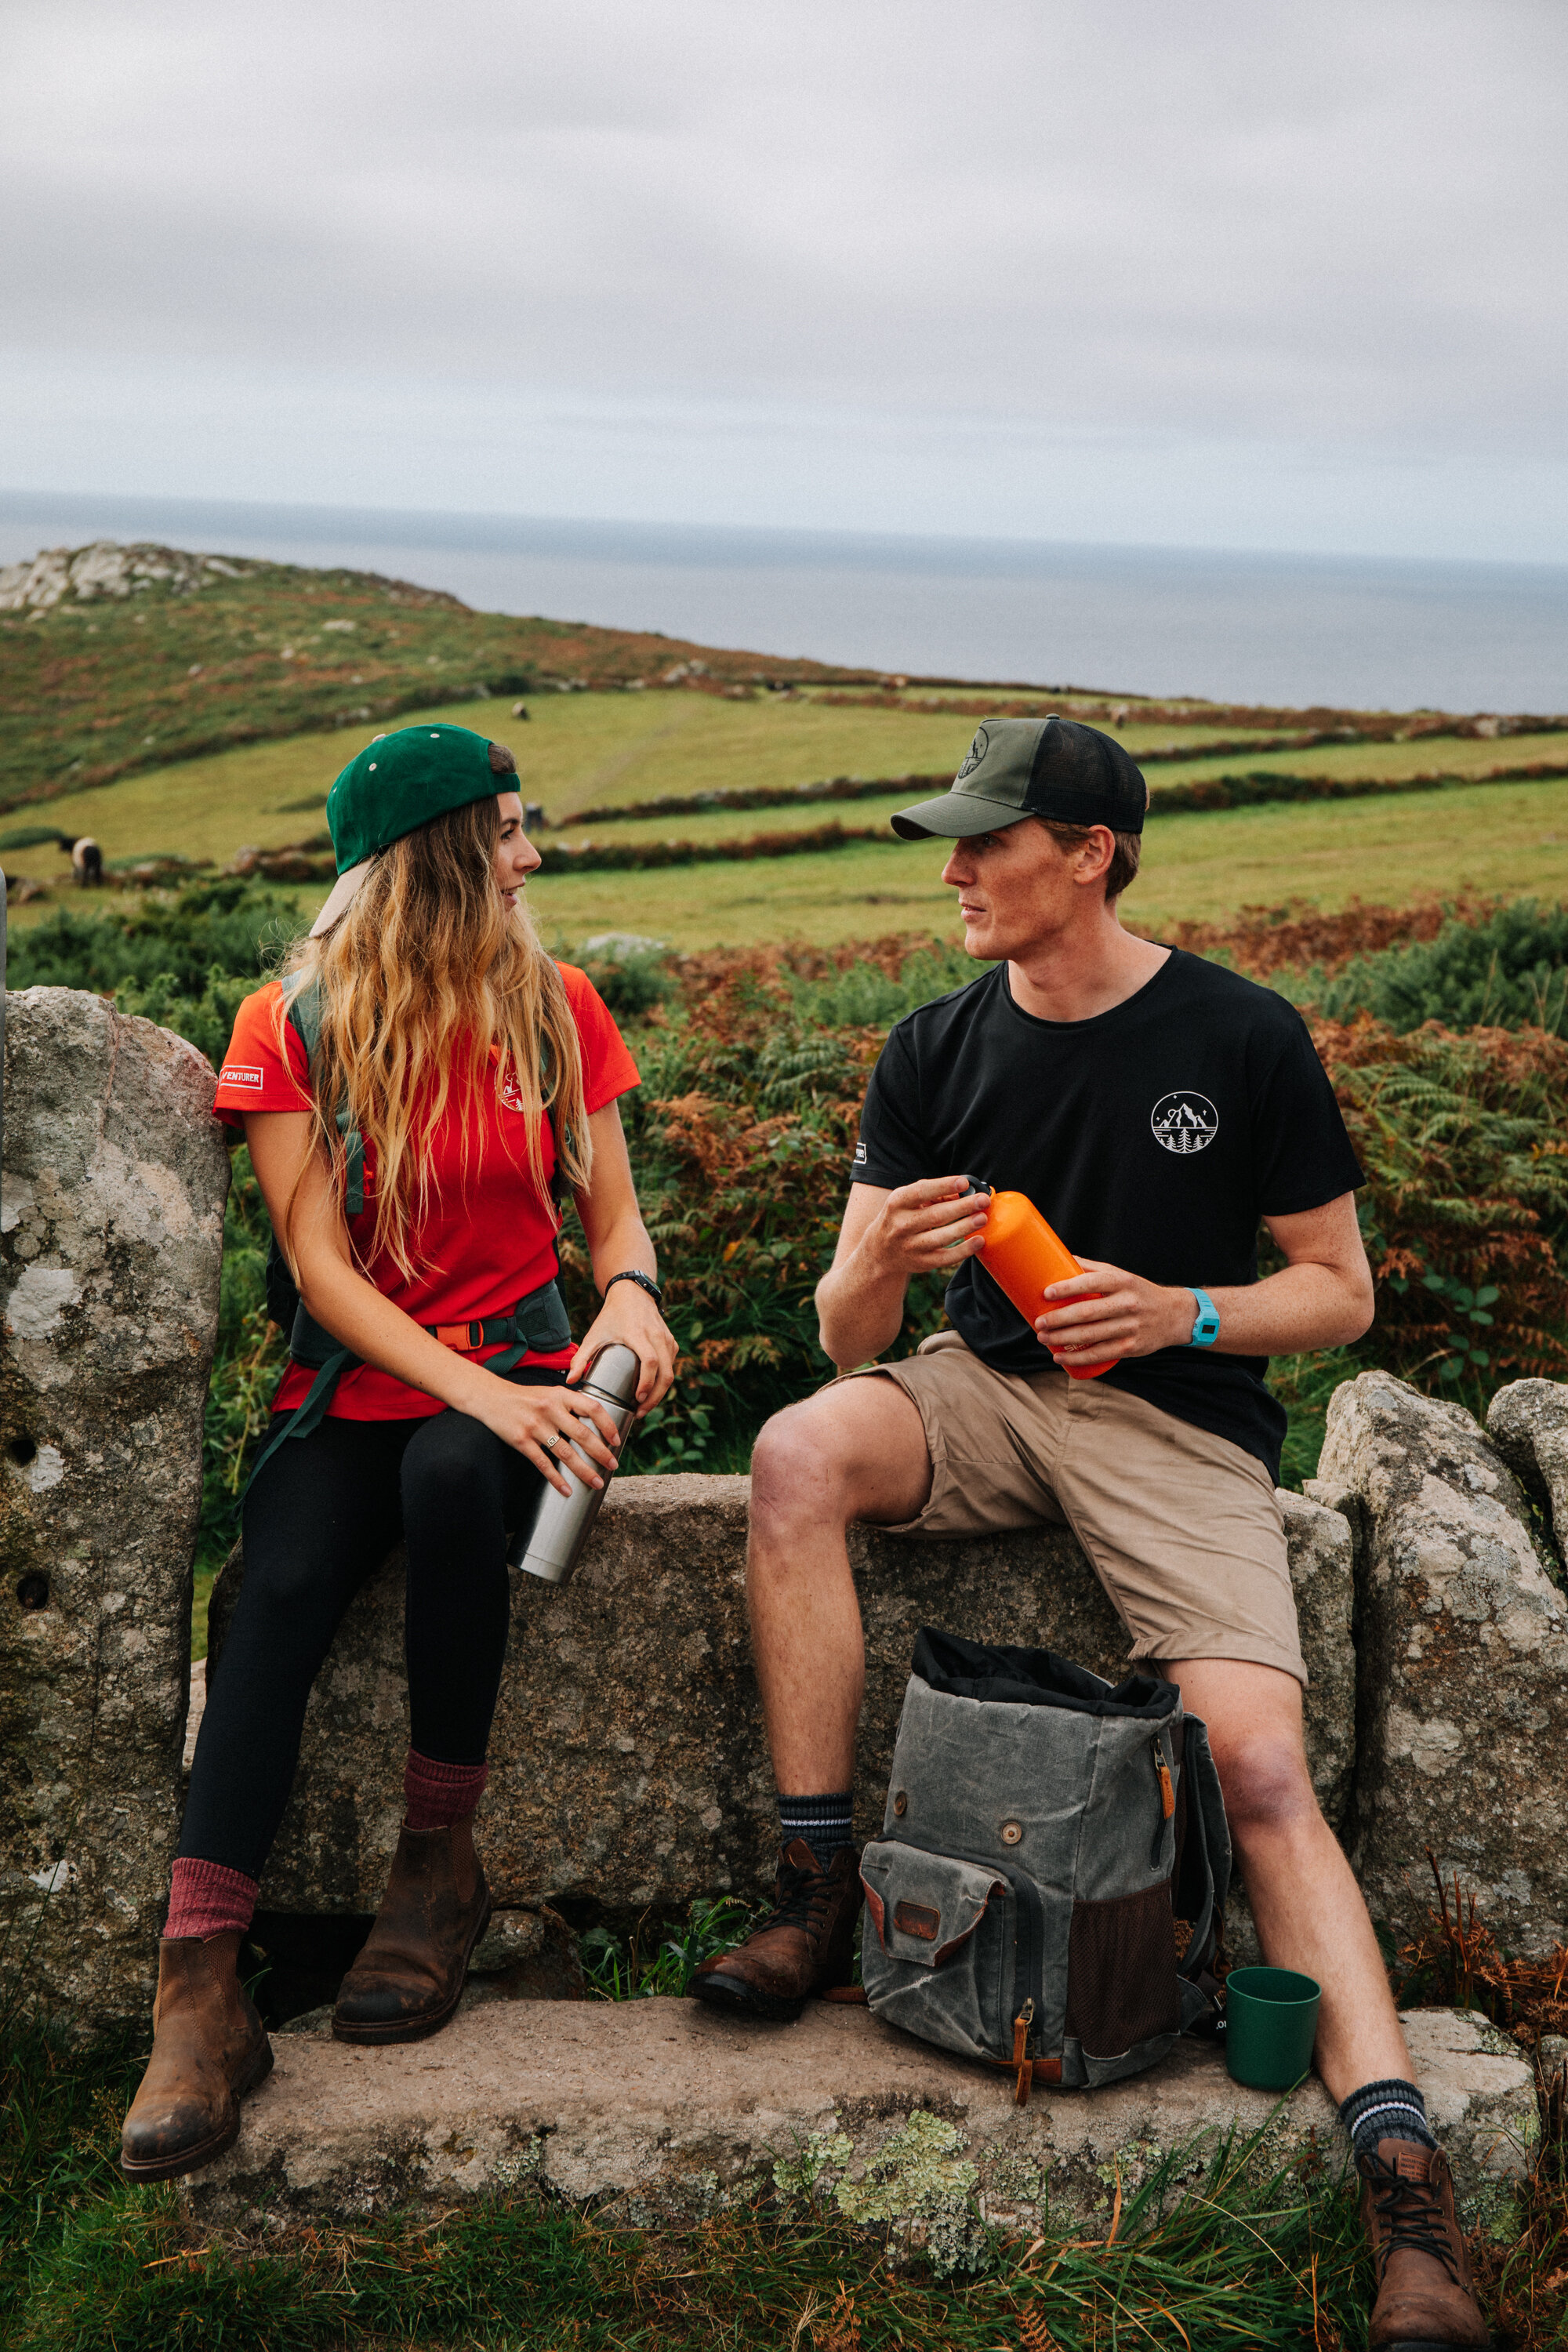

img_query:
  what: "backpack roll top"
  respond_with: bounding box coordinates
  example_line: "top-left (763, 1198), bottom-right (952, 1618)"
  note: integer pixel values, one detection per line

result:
top-left (861, 1629), bottom-right (1230, 2098)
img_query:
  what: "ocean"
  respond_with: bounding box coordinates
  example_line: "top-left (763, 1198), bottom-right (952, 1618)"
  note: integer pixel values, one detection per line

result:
top-left (2, 491), bottom-right (1565, 715)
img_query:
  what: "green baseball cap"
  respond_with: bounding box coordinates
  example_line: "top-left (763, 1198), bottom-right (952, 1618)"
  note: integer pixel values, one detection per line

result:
top-left (310, 723), bottom-right (517, 935)
top-left (891, 715), bottom-right (1148, 840)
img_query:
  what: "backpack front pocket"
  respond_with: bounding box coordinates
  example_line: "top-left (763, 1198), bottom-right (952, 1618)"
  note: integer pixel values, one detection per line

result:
top-left (859, 1842), bottom-right (1018, 2065)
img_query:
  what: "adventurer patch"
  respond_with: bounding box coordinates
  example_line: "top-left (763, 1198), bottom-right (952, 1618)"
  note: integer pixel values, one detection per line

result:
top-left (1150, 1091), bottom-right (1218, 1155)
top-left (956, 724), bottom-right (989, 781)
top-left (220, 1064), bottom-right (265, 1090)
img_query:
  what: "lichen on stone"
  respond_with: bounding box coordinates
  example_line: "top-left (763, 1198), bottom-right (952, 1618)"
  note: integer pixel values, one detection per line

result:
top-left (771, 2128), bottom-right (851, 2207)
top-left (833, 2110), bottom-right (990, 2277)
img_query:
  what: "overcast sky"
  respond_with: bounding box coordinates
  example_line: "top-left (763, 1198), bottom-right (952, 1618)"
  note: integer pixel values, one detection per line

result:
top-left (3, 0), bottom-right (1565, 561)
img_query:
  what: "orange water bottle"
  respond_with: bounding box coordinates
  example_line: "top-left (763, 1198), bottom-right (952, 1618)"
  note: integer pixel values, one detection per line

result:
top-left (977, 1189), bottom-right (1120, 1379)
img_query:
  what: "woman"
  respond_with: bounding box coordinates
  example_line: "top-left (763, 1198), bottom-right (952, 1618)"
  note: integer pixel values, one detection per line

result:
top-left (122, 722), bottom-right (677, 2181)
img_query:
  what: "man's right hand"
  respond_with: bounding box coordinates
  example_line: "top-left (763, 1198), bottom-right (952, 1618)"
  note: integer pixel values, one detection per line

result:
top-left (863, 1177), bottom-right (991, 1279)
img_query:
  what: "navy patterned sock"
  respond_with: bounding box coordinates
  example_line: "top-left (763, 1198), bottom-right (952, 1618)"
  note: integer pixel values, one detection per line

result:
top-left (1339, 2077), bottom-right (1437, 2157)
top-left (779, 1793), bottom-right (855, 1872)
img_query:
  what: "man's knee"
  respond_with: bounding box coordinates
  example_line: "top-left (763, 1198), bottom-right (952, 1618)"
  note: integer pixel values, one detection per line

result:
top-left (750, 1396), bottom-right (854, 1532)
top-left (1211, 1733), bottom-right (1321, 1843)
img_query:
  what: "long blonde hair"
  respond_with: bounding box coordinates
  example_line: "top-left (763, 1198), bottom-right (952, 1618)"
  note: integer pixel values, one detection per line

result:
top-left (275, 792), bottom-right (591, 1280)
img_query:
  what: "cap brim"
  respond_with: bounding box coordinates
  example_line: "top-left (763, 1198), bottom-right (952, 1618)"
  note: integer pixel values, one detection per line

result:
top-left (890, 793), bottom-right (1033, 840)
top-left (309, 859), bottom-right (371, 938)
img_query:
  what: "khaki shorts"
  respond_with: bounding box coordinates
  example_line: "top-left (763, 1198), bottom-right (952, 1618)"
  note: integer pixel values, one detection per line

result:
top-left (848, 1330), bottom-right (1304, 1686)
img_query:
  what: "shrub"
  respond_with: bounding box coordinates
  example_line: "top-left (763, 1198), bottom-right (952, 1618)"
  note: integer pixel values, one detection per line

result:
top-left (1279, 900), bottom-right (1568, 1035)
top-left (1313, 1016), bottom-right (1568, 1398)
top-left (7, 877), bottom-right (300, 1001)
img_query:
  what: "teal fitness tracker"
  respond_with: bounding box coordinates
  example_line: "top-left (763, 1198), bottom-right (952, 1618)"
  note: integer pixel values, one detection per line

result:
top-left (1187, 1287), bottom-right (1221, 1347)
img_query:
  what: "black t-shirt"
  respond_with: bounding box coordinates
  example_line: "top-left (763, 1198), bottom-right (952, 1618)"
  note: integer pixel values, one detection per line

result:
top-left (851, 949), bottom-right (1363, 1480)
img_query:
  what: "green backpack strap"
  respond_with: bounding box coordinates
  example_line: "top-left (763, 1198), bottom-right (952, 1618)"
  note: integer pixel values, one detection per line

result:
top-left (248, 975), bottom-right (367, 1496)
top-left (285, 975), bottom-right (365, 1215)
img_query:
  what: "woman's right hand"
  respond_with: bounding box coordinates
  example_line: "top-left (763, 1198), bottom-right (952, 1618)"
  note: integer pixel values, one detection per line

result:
top-left (471, 1376), bottom-right (625, 1497)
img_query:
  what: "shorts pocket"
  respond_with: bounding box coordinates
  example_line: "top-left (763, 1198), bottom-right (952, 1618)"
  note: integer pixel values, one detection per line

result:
top-left (860, 1842), bottom-right (1014, 2064)
top-left (1062, 1878), bottom-right (1181, 2059)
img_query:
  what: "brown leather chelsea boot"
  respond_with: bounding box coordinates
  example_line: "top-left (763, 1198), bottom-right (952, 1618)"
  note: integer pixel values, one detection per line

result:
top-left (332, 1815), bottom-right (492, 2045)
top-left (120, 1930), bottom-right (273, 2183)
top-left (689, 1838), bottom-right (862, 2022)
top-left (1359, 2140), bottom-right (1492, 2349)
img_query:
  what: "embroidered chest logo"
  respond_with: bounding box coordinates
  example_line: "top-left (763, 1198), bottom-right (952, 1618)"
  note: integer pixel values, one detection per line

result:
top-left (1150, 1090), bottom-right (1218, 1155)
top-left (499, 1069), bottom-right (528, 1114)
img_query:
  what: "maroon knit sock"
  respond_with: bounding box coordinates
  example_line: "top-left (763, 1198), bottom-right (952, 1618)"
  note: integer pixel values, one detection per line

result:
top-left (164, 1857), bottom-right (259, 1942)
top-left (403, 1748), bottom-right (489, 1832)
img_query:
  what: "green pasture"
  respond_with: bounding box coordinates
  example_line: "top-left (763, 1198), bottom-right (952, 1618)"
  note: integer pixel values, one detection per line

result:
top-left (525, 771), bottom-right (1568, 948)
top-left (9, 770), bottom-right (1568, 954)
top-left (5, 684), bottom-right (1561, 891)
top-left (4, 681), bottom-right (1566, 949)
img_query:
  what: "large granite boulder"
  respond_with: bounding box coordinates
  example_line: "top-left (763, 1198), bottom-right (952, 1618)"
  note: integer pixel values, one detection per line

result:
top-left (1314, 1371), bottom-right (1568, 1957)
top-left (208, 1475), bottom-right (1356, 1922)
top-left (0, 989), bottom-right (227, 2033)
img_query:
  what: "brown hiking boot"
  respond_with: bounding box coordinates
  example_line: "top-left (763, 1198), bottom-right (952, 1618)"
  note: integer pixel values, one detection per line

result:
top-left (332, 1816), bottom-right (492, 2045)
top-left (689, 1838), bottom-right (862, 2022)
top-left (120, 1930), bottom-right (273, 2183)
top-left (1359, 2140), bottom-right (1492, 2349)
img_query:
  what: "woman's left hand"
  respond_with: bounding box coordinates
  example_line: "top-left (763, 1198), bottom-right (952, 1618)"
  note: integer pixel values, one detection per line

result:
top-left (567, 1282), bottom-right (679, 1414)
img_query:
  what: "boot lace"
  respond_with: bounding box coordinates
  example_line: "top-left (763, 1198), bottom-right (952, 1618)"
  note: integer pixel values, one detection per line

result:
top-left (760, 1855), bottom-right (833, 1939)
top-left (1363, 2154), bottom-right (1464, 2286)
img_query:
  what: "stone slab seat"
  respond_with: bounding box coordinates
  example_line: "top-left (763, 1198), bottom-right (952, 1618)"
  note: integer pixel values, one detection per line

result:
top-left (183, 2000), bottom-right (1535, 2241)
top-left (207, 1475), bottom-right (1358, 1926)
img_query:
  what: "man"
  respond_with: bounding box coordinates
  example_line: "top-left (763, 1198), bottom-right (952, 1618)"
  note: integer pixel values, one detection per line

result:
top-left (692, 717), bottom-right (1490, 2352)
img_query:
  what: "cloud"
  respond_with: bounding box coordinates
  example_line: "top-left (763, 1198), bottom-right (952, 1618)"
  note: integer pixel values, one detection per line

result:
top-left (2, 0), bottom-right (1565, 553)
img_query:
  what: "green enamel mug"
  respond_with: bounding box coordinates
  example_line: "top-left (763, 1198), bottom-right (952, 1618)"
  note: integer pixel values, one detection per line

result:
top-left (1224, 1965), bottom-right (1321, 2091)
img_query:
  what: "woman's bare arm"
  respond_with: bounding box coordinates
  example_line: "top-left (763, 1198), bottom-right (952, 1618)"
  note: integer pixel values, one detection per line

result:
top-left (568, 1099), bottom-right (678, 1414)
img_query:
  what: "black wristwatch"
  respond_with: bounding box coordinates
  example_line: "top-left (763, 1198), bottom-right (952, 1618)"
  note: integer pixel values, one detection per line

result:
top-left (603, 1269), bottom-right (664, 1311)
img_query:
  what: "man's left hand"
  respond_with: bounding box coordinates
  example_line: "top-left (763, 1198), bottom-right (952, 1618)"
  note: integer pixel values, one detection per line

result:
top-left (1035, 1261), bottom-right (1196, 1362)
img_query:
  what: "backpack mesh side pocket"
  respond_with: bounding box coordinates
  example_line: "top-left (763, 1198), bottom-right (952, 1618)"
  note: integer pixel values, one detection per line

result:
top-left (1062, 1878), bottom-right (1181, 2058)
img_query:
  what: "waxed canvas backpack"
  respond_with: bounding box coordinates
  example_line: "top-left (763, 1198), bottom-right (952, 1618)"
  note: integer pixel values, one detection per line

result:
top-left (860, 1630), bottom-right (1231, 2102)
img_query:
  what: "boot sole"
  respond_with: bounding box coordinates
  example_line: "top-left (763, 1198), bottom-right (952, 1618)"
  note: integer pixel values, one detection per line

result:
top-left (688, 1969), bottom-right (808, 2024)
top-left (119, 2037), bottom-right (274, 2184)
top-left (331, 1893), bottom-right (493, 2046)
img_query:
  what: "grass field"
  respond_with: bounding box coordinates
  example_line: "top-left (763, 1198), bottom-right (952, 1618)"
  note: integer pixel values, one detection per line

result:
top-left (5, 684), bottom-right (1568, 952)
top-left (0, 686), bottom-right (1323, 879)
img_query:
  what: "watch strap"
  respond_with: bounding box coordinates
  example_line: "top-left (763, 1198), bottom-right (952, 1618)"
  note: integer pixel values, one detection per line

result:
top-left (1187, 1286), bottom-right (1221, 1348)
top-left (604, 1269), bottom-right (664, 1310)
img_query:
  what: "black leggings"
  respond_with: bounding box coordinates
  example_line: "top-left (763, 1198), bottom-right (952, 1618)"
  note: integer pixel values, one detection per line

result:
top-left (179, 1370), bottom-right (565, 1881)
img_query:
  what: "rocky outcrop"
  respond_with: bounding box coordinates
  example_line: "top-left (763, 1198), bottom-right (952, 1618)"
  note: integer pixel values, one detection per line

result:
top-left (0, 989), bottom-right (228, 2032)
top-left (0, 541), bottom-right (245, 612)
top-left (1314, 1372), bottom-right (1568, 1957)
top-left (1487, 1378), bottom-right (1568, 1565)
top-left (208, 1475), bottom-right (1356, 1923)
top-left (183, 1999), bottom-right (1537, 2242)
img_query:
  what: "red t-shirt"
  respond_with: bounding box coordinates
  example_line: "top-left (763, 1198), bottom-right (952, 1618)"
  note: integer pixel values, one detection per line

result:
top-left (212, 965), bottom-right (641, 1420)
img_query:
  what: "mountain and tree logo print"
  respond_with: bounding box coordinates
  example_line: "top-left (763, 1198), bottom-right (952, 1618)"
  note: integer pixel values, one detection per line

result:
top-left (1150, 1091), bottom-right (1219, 1154)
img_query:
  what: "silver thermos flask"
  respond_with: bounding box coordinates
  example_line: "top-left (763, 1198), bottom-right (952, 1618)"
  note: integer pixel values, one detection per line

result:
top-left (508, 1343), bottom-right (641, 1586)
